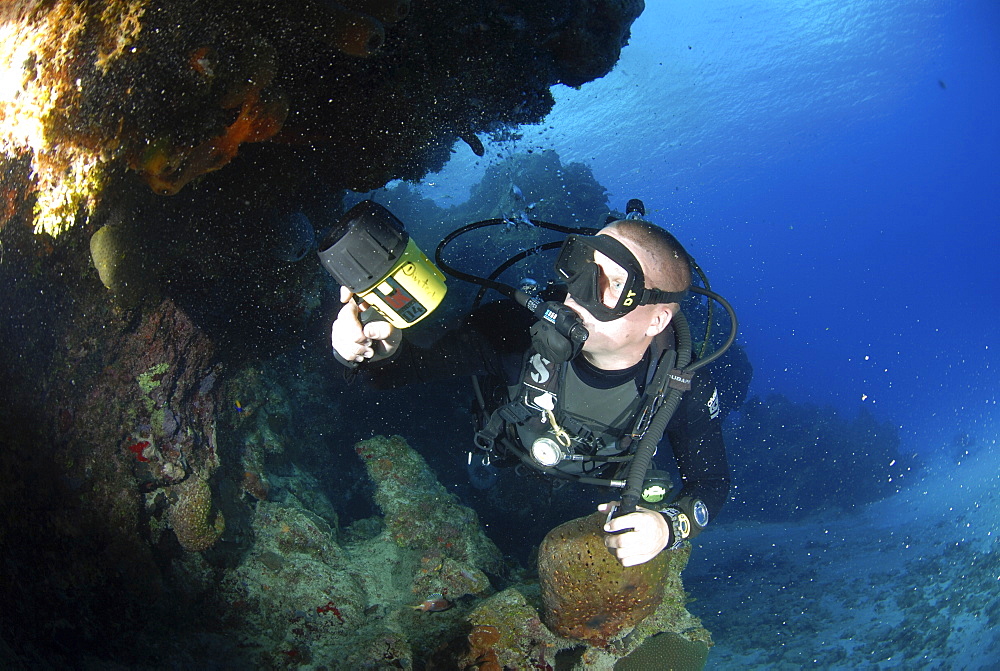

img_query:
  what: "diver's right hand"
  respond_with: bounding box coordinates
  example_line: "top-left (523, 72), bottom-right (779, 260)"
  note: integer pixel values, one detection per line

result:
top-left (331, 286), bottom-right (402, 364)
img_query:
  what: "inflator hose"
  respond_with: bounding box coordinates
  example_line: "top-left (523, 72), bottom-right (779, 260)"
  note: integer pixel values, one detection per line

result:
top-left (435, 218), bottom-right (600, 301)
top-left (618, 310), bottom-right (693, 515)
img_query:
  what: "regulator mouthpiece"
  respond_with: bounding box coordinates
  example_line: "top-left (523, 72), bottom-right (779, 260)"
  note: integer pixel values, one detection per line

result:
top-left (318, 201), bottom-right (447, 328)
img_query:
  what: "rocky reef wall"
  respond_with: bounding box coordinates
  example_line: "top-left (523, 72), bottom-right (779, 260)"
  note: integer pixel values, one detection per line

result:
top-left (724, 393), bottom-right (921, 520)
top-left (0, 2), bottom-right (652, 667)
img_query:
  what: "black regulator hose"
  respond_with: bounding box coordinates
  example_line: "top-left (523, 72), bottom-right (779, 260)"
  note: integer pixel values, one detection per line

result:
top-left (472, 240), bottom-right (565, 308)
top-left (686, 286), bottom-right (738, 372)
top-left (614, 287), bottom-right (736, 515)
top-left (618, 310), bottom-right (693, 516)
top-left (434, 218), bottom-right (599, 299)
top-left (691, 260), bottom-right (714, 359)
top-left (436, 218), bottom-right (596, 342)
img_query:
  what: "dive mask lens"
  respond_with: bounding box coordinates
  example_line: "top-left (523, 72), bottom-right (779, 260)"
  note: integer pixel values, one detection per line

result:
top-left (592, 250), bottom-right (630, 310)
top-left (555, 234), bottom-right (644, 321)
top-left (554, 235), bottom-right (592, 283)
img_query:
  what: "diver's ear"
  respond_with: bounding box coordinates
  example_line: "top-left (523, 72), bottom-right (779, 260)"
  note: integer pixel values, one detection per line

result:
top-left (645, 304), bottom-right (674, 337)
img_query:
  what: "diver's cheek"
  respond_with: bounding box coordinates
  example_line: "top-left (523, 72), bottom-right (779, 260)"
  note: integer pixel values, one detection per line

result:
top-left (563, 296), bottom-right (591, 325)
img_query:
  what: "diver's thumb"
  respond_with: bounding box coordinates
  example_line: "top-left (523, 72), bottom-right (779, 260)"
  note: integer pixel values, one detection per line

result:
top-left (364, 321), bottom-right (394, 342)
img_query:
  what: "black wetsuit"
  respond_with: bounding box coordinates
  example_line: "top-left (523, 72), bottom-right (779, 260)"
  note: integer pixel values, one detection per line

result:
top-left (361, 299), bottom-right (731, 527)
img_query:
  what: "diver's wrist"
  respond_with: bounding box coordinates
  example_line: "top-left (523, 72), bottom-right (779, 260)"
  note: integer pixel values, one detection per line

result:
top-left (660, 507), bottom-right (691, 550)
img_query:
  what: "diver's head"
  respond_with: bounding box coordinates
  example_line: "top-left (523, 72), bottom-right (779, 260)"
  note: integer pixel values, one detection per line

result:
top-left (559, 220), bottom-right (691, 369)
top-left (602, 218), bottom-right (692, 303)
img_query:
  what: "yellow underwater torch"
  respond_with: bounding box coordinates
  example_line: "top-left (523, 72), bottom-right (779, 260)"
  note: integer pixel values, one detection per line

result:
top-left (318, 200), bottom-right (447, 328)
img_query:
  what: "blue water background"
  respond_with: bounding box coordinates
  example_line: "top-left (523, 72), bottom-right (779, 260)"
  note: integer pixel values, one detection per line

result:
top-left (419, 0), bottom-right (999, 456)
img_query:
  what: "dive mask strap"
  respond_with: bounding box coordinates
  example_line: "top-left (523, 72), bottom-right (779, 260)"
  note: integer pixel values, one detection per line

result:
top-left (637, 286), bottom-right (689, 307)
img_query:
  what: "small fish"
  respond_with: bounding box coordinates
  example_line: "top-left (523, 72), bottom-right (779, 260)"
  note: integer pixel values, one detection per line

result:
top-left (411, 593), bottom-right (452, 612)
top-left (234, 400), bottom-right (243, 413)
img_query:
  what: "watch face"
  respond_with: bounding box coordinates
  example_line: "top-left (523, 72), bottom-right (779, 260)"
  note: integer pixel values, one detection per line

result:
top-left (693, 499), bottom-right (709, 527)
top-left (676, 513), bottom-right (691, 538)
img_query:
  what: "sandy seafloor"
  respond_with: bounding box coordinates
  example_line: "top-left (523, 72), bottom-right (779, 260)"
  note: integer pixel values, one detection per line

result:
top-left (684, 436), bottom-right (1000, 670)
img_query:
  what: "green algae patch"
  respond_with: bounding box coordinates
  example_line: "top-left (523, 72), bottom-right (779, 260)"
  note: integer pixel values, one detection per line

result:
top-left (137, 362), bottom-right (169, 393)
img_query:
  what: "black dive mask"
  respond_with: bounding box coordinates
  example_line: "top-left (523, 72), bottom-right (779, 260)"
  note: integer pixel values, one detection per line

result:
top-left (555, 234), bottom-right (688, 322)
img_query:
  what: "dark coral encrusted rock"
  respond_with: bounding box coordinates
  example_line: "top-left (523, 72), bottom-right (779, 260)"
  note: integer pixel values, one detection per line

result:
top-left (1, 0), bottom-right (645, 237)
top-left (356, 434), bottom-right (503, 575)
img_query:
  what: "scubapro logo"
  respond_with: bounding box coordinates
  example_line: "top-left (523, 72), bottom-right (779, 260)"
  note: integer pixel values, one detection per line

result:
top-left (707, 387), bottom-right (721, 420)
top-left (530, 353), bottom-right (550, 384)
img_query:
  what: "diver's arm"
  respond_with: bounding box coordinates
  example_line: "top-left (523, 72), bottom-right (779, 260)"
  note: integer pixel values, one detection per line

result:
top-left (600, 370), bottom-right (729, 564)
top-left (664, 366), bottom-right (731, 538)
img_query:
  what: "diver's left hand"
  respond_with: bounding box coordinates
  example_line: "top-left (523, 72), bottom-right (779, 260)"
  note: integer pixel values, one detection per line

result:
top-left (599, 502), bottom-right (672, 567)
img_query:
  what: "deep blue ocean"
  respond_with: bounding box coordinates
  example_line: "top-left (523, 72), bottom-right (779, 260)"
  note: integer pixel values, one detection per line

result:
top-left (411, 1), bottom-right (999, 667)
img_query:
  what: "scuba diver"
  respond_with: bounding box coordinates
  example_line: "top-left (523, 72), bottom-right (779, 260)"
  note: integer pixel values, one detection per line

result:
top-left (325, 201), bottom-right (731, 567)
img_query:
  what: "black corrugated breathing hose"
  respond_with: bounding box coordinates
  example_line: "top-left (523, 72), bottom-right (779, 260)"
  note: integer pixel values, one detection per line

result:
top-left (617, 310), bottom-right (693, 515)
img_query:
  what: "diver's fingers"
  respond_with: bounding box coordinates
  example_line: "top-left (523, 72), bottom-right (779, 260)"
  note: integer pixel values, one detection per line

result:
top-left (332, 295), bottom-right (375, 363)
top-left (604, 512), bottom-right (642, 534)
top-left (336, 295), bottom-right (363, 327)
top-left (363, 320), bottom-right (395, 342)
top-left (603, 529), bottom-right (633, 549)
top-left (339, 285), bottom-right (353, 303)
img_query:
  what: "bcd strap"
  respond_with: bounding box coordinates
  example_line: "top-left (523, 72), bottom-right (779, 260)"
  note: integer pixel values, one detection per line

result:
top-left (474, 401), bottom-right (534, 451)
top-left (629, 348), bottom-right (677, 440)
top-left (521, 351), bottom-right (561, 411)
top-left (556, 413), bottom-right (603, 454)
top-left (668, 369), bottom-right (694, 391)
top-left (475, 349), bottom-right (561, 452)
